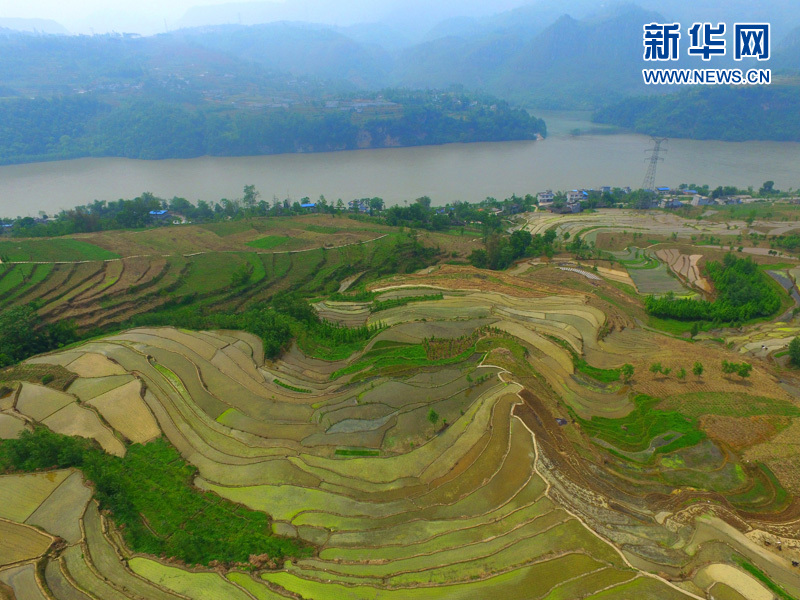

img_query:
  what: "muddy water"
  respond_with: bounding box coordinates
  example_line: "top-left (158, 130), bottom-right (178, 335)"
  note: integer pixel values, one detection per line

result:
top-left (1, 111), bottom-right (798, 216)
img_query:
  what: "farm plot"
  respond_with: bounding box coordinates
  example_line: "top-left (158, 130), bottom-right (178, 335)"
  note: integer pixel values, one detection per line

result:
top-left (0, 470), bottom-right (71, 522)
top-left (0, 520), bottom-right (52, 566)
top-left (656, 248), bottom-right (713, 293)
top-left (0, 413), bottom-right (27, 439)
top-left (0, 564), bottom-right (48, 600)
top-left (616, 248), bottom-right (690, 296)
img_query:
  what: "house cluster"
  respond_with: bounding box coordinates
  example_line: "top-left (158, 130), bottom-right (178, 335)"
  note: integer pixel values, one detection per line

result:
top-left (656, 188), bottom-right (750, 210)
top-left (536, 186), bottom-right (630, 214)
top-left (536, 189), bottom-right (587, 213)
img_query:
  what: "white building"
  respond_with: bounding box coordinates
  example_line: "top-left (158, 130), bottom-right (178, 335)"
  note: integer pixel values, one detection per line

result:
top-left (537, 191), bottom-right (555, 204)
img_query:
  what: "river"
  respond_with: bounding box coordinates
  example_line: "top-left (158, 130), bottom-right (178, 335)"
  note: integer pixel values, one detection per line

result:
top-left (0, 111), bottom-right (799, 216)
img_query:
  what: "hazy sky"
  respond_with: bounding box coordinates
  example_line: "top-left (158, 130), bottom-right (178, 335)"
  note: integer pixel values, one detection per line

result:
top-left (2, 0), bottom-right (794, 37)
top-left (0, 0), bottom-right (281, 33)
top-left (0, 0), bottom-right (533, 34)
top-left (0, 0), bottom-right (228, 21)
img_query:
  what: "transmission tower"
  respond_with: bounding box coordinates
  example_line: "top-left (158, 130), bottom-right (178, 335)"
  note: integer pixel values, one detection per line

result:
top-left (642, 137), bottom-right (668, 191)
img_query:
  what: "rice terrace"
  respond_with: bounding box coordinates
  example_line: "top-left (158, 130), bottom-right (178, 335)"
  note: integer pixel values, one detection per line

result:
top-left (4, 195), bottom-right (800, 600)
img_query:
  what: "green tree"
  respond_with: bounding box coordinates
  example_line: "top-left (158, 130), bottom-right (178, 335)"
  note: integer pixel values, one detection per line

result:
top-left (649, 362), bottom-right (663, 375)
top-left (242, 184), bottom-right (259, 210)
top-left (620, 363), bottom-right (634, 383)
top-left (737, 362), bottom-right (752, 379)
top-left (369, 197), bottom-right (385, 215)
top-left (662, 366), bottom-right (672, 377)
top-left (427, 408), bottom-right (440, 433)
top-left (721, 360), bottom-right (737, 376)
top-left (230, 262), bottom-right (254, 287)
top-left (690, 322), bottom-right (700, 338)
top-left (788, 337), bottom-right (800, 367)
top-left (0, 306), bottom-right (41, 367)
top-left (692, 362), bottom-right (704, 377)
top-left (677, 367), bottom-right (686, 380)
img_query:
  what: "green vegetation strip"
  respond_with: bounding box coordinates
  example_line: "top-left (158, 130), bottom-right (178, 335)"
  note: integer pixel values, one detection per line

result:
top-left (733, 557), bottom-right (797, 600)
top-left (273, 379), bottom-right (311, 394)
top-left (371, 293), bottom-right (444, 312)
top-left (334, 448), bottom-right (381, 457)
top-left (0, 430), bottom-right (311, 566)
top-left (545, 335), bottom-right (620, 383)
top-left (331, 343), bottom-right (476, 380)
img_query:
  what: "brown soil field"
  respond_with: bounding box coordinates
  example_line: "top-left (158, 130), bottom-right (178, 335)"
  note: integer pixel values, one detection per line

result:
top-left (84, 214), bottom-right (391, 257)
top-left (370, 264), bottom-right (567, 298)
top-left (701, 415), bottom-right (789, 451)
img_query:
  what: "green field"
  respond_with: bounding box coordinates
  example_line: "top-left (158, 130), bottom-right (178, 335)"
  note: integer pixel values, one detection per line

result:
top-left (246, 235), bottom-right (292, 250)
top-left (0, 239), bottom-right (119, 262)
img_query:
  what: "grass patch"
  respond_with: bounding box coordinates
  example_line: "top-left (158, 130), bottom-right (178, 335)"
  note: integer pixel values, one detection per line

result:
top-left (304, 225), bottom-right (339, 234)
top-left (727, 463), bottom-right (790, 512)
top-left (605, 279), bottom-right (640, 299)
top-left (0, 430), bottom-right (311, 566)
top-left (172, 253), bottom-right (247, 295)
top-left (575, 394), bottom-right (704, 455)
top-left (246, 236), bottom-right (291, 250)
top-left (647, 315), bottom-right (697, 335)
top-left (0, 264), bottom-right (36, 297)
top-left (544, 334), bottom-right (620, 382)
top-left (0, 239), bottom-right (119, 262)
top-left (201, 220), bottom-right (253, 237)
top-left (0, 363), bottom-right (77, 391)
top-left (574, 356), bottom-right (620, 383)
top-left (331, 342), bottom-right (476, 380)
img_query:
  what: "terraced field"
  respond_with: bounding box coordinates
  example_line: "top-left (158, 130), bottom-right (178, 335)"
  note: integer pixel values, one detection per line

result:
top-left (7, 199), bottom-right (800, 600)
top-left (3, 256), bottom-right (800, 599)
top-left (0, 227), bottom-right (404, 332)
top-left (613, 247), bottom-right (692, 296)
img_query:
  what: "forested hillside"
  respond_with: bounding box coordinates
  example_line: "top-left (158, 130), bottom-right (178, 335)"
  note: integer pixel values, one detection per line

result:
top-left (593, 85), bottom-right (800, 142)
top-left (0, 91), bottom-right (545, 165)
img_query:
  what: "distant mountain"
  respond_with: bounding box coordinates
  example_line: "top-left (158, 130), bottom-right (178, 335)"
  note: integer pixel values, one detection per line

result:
top-left (774, 25), bottom-right (800, 72)
top-left (0, 18), bottom-right (69, 35)
top-left (173, 23), bottom-right (393, 87)
top-left (3, 2), bottom-right (799, 112)
top-left (175, 0), bottom-right (526, 38)
top-left (0, 31), bottom-right (334, 100)
top-left (393, 5), bottom-right (667, 108)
